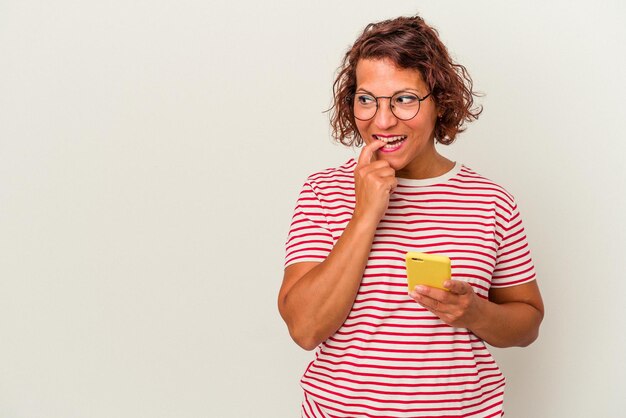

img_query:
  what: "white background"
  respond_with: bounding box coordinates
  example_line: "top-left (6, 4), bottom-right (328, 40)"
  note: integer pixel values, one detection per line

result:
top-left (1, 1), bottom-right (625, 417)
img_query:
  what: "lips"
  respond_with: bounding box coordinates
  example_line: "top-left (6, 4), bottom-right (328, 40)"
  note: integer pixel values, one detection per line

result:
top-left (374, 134), bottom-right (407, 153)
top-left (374, 134), bottom-right (407, 144)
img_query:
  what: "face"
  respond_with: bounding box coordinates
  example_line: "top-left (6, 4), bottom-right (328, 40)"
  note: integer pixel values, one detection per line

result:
top-left (354, 58), bottom-right (439, 178)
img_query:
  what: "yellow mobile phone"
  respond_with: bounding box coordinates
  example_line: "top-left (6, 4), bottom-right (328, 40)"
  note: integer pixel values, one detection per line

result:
top-left (405, 252), bottom-right (451, 292)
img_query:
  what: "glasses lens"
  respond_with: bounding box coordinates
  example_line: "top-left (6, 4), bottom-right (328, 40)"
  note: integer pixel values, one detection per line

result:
top-left (353, 94), bottom-right (377, 120)
top-left (391, 92), bottom-right (420, 120)
top-left (352, 92), bottom-right (423, 121)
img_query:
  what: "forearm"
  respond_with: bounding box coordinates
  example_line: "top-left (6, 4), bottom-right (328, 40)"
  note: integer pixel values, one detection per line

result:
top-left (470, 298), bottom-right (543, 348)
top-left (281, 215), bottom-right (378, 350)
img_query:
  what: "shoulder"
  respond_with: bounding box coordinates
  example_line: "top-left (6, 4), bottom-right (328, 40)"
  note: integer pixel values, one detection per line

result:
top-left (304, 159), bottom-right (356, 194)
top-left (452, 165), bottom-right (517, 212)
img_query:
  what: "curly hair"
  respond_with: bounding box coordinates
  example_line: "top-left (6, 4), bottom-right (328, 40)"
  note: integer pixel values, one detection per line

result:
top-left (330, 15), bottom-right (482, 146)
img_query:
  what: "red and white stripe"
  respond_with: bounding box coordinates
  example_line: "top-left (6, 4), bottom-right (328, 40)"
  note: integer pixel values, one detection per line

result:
top-left (285, 159), bottom-right (536, 417)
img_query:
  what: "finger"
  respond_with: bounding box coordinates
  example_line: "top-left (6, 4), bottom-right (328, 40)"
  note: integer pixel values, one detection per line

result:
top-left (444, 280), bottom-right (469, 295)
top-left (389, 177), bottom-right (398, 194)
top-left (366, 159), bottom-right (393, 170)
top-left (413, 293), bottom-right (443, 313)
top-left (356, 160), bottom-right (392, 179)
top-left (414, 285), bottom-right (447, 299)
top-left (357, 140), bottom-right (385, 166)
top-left (415, 285), bottom-right (454, 304)
top-left (367, 166), bottom-right (396, 179)
top-left (409, 288), bottom-right (448, 312)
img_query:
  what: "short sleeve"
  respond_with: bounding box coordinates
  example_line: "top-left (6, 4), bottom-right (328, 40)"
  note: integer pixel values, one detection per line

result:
top-left (284, 182), bottom-right (334, 268)
top-left (491, 203), bottom-right (537, 288)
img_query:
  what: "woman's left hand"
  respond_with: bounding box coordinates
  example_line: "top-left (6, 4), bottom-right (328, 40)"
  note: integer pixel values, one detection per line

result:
top-left (409, 280), bottom-right (485, 328)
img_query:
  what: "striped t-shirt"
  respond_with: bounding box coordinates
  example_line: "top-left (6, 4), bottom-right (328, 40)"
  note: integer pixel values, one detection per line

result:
top-left (284, 159), bottom-right (536, 418)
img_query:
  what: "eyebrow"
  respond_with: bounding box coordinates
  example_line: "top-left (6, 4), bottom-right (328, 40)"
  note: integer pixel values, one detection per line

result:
top-left (355, 88), bottom-right (422, 96)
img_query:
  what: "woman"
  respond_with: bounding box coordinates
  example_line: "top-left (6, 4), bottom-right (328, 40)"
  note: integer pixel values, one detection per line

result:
top-left (278, 15), bottom-right (543, 417)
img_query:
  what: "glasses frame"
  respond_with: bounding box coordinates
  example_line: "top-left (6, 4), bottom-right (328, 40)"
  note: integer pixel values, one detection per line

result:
top-left (351, 91), bottom-right (432, 121)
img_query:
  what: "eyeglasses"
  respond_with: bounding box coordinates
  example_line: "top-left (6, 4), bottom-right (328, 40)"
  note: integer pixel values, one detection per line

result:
top-left (352, 91), bottom-right (431, 121)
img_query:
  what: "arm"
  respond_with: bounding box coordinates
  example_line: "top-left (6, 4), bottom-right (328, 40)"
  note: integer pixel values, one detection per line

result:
top-left (410, 279), bottom-right (544, 348)
top-left (278, 217), bottom-right (378, 350)
top-left (278, 140), bottom-right (395, 350)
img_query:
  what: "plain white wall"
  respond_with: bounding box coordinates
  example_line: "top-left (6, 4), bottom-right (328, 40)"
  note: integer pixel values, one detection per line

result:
top-left (1, 1), bottom-right (625, 417)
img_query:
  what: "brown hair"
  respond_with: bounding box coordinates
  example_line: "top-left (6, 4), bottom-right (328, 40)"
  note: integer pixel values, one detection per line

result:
top-left (330, 15), bottom-right (482, 146)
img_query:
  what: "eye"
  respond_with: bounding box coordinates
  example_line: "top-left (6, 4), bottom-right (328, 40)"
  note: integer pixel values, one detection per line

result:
top-left (394, 93), bottom-right (419, 105)
top-left (356, 94), bottom-right (376, 106)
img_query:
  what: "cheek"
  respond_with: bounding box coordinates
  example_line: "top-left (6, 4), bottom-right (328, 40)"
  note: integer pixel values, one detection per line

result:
top-left (407, 119), bottom-right (433, 137)
top-left (355, 121), bottom-right (369, 140)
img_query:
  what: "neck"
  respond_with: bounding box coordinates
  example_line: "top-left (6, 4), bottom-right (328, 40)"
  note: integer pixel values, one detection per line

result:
top-left (396, 149), bottom-right (454, 180)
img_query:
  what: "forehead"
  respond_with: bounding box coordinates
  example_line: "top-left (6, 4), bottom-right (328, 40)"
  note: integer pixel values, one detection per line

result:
top-left (355, 58), bottom-right (426, 92)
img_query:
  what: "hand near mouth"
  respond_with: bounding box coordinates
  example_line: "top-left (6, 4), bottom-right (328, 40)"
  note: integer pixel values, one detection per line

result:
top-left (352, 140), bottom-right (398, 226)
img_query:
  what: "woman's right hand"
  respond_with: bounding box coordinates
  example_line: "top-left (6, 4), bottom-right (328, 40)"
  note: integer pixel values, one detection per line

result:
top-left (353, 140), bottom-right (398, 225)
top-left (279, 140), bottom-right (396, 350)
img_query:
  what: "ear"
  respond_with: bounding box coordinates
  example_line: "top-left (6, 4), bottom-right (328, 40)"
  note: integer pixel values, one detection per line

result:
top-left (432, 100), bottom-right (443, 119)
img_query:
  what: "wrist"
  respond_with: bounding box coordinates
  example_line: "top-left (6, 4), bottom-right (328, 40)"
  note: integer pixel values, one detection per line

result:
top-left (350, 209), bottom-right (381, 232)
top-left (467, 295), bottom-right (492, 335)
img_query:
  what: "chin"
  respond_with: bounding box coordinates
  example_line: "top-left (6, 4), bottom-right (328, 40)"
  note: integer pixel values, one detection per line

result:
top-left (377, 154), bottom-right (406, 171)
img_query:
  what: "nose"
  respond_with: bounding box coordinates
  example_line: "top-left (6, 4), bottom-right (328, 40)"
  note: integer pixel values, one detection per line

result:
top-left (374, 98), bottom-right (398, 130)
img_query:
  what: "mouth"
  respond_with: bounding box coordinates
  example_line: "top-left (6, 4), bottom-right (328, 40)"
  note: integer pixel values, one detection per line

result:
top-left (374, 134), bottom-right (407, 152)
